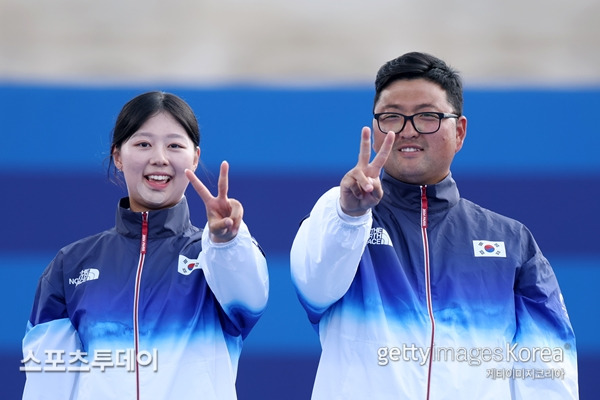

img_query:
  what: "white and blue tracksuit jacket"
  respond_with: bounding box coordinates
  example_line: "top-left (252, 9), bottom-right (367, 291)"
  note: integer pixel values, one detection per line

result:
top-left (291, 172), bottom-right (578, 400)
top-left (22, 197), bottom-right (269, 400)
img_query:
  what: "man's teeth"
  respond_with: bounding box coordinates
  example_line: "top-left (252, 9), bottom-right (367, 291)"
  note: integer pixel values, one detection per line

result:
top-left (401, 147), bottom-right (421, 152)
top-left (147, 175), bottom-right (170, 181)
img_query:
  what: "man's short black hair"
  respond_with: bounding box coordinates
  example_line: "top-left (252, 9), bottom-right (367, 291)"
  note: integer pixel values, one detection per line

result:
top-left (374, 52), bottom-right (463, 116)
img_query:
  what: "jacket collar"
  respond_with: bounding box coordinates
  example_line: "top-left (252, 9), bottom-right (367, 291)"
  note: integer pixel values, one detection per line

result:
top-left (380, 171), bottom-right (460, 214)
top-left (115, 196), bottom-right (193, 238)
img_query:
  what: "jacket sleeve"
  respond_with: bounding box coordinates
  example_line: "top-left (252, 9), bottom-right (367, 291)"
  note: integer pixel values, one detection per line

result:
top-left (290, 187), bottom-right (372, 324)
top-left (22, 257), bottom-right (82, 399)
top-left (511, 227), bottom-right (578, 399)
top-left (199, 220), bottom-right (269, 338)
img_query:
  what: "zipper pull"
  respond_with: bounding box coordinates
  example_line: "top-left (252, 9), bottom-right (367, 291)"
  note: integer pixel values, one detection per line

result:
top-left (421, 186), bottom-right (428, 229)
top-left (141, 212), bottom-right (148, 255)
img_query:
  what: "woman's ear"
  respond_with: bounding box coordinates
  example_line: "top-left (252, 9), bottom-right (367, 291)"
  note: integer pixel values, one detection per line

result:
top-left (112, 147), bottom-right (123, 171)
top-left (192, 146), bottom-right (201, 171)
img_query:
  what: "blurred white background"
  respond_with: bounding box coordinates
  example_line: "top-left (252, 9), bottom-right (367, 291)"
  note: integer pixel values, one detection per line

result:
top-left (1, 0), bottom-right (599, 86)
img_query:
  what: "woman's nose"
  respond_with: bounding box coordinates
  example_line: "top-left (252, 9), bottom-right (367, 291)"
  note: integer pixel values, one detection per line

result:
top-left (150, 147), bottom-right (169, 165)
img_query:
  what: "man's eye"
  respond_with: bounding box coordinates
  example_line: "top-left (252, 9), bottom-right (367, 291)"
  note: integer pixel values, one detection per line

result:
top-left (382, 114), bottom-right (402, 121)
top-left (418, 112), bottom-right (439, 120)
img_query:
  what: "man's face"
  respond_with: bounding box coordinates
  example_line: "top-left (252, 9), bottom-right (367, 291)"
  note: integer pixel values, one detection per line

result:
top-left (372, 78), bottom-right (467, 185)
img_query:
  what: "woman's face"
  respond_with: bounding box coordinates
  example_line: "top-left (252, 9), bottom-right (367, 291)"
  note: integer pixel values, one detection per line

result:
top-left (112, 111), bottom-right (200, 212)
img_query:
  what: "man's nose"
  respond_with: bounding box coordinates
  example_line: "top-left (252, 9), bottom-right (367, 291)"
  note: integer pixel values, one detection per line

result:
top-left (399, 119), bottom-right (420, 139)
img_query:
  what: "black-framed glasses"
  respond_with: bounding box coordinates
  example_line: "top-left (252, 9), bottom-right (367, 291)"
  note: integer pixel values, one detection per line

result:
top-left (373, 112), bottom-right (459, 134)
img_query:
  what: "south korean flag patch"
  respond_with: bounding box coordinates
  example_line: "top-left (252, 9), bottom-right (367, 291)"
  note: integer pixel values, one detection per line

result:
top-left (178, 254), bottom-right (202, 275)
top-left (473, 240), bottom-right (507, 258)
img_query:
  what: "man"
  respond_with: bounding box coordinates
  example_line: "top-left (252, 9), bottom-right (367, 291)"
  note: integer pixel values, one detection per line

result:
top-left (290, 52), bottom-right (578, 399)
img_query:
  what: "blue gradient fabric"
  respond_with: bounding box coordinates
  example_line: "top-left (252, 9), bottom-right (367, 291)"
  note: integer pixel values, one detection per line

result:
top-left (291, 172), bottom-right (577, 399)
top-left (22, 197), bottom-right (268, 399)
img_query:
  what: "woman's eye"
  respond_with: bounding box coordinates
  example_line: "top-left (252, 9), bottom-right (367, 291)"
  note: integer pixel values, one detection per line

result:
top-left (136, 142), bottom-right (151, 148)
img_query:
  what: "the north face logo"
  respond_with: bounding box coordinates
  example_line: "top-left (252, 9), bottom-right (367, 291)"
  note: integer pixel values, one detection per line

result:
top-left (368, 227), bottom-right (392, 246)
top-left (69, 268), bottom-right (100, 286)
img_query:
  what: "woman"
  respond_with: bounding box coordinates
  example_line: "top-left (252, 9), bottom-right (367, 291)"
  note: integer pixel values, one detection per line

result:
top-left (22, 91), bottom-right (269, 399)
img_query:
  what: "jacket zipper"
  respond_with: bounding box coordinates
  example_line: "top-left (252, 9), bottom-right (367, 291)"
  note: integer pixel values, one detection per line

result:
top-left (133, 212), bottom-right (148, 400)
top-left (421, 186), bottom-right (435, 400)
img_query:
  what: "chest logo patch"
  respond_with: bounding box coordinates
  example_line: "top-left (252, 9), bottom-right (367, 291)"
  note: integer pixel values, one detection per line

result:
top-left (178, 254), bottom-right (202, 275)
top-left (69, 268), bottom-right (100, 286)
top-left (473, 240), bottom-right (506, 258)
top-left (368, 227), bottom-right (393, 246)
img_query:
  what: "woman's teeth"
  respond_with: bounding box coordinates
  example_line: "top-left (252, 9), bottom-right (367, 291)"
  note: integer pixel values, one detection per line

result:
top-left (147, 175), bottom-right (170, 182)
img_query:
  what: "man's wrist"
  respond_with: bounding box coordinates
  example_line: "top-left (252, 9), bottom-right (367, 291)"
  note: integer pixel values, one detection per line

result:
top-left (337, 199), bottom-right (372, 223)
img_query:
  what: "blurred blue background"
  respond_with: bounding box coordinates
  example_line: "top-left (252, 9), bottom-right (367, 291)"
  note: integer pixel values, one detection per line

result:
top-left (1, 0), bottom-right (600, 398)
top-left (0, 85), bottom-right (598, 399)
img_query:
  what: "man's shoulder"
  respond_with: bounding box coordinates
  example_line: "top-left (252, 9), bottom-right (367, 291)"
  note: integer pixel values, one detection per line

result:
top-left (457, 197), bottom-right (524, 227)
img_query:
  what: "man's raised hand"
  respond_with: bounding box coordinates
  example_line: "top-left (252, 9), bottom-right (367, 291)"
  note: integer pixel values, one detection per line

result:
top-left (339, 127), bottom-right (394, 216)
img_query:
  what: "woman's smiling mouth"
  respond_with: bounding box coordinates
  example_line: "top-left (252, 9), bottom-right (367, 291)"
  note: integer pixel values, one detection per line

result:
top-left (145, 174), bottom-right (172, 187)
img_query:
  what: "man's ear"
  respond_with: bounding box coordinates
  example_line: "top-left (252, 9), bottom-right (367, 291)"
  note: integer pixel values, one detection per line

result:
top-left (454, 116), bottom-right (467, 153)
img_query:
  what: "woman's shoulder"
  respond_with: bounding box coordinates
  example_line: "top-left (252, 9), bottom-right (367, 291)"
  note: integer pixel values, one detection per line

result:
top-left (57, 227), bottom-right (120, 256)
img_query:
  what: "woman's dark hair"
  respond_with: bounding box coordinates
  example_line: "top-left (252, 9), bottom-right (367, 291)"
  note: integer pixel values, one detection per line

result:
top-left (373, 52), bottom-right (463, 116)
top-left (108, 91), bottom-right (200, 180)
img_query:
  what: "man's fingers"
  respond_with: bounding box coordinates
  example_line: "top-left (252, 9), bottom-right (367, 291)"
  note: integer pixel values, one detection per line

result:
top-left (340, 127), bottom-right (389, 216)
top-left (185, 169), bottom-right (213, 203)
top-left (370, 130), bottom-right (394, 171)
top-left (363, 176), bottom-right (374, 193)
top-left (217, 161), bottom-right (230, 200)
top-left (350, 175), bottom-right (375, 198)
top-left (357, 127), bottom-right (372, 168)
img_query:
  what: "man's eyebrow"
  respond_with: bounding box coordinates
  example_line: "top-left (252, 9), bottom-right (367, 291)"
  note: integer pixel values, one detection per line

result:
top-left (378, 103), bottom-right (437, 112)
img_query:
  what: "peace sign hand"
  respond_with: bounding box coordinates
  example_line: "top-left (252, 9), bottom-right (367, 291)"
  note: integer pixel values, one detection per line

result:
top-left (185, 161), bottom-right (243, 243)
top-left (339, 127), bottom-right (394, 216)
